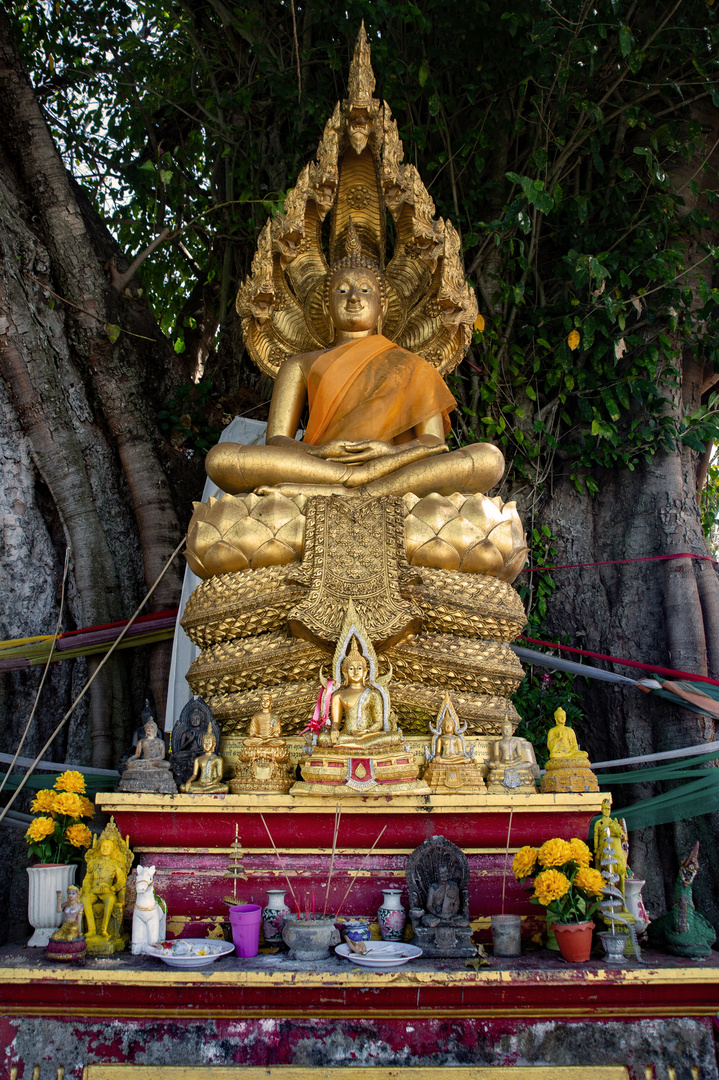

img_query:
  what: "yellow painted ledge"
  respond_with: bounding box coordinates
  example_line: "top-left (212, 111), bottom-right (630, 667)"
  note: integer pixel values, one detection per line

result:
top-left (3, 961), bottom-right (718, 990)
top-left (97, 792), bottom-right (606, 815)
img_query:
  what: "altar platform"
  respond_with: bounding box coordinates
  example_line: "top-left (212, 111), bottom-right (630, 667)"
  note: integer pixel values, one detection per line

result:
top-left (2, 944), bottom-right (718, 1077)
top-left (96, 792), bottom-right (606, 932)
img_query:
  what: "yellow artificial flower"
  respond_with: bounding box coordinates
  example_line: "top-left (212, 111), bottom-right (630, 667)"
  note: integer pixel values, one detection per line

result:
top-left (65, 823), bottom-right (92, 848)
top-left (53, 791), bottom-right (84, 819)
top-left (568, 838), bottom-right (592, 868)
top-left (567, 329), bottom-right (581, 351)
top-left (79, 796), bottom-right (95, 819)
top-left (538, 838), bottom-right (573, 868)
top-left (30, 789), bottom-right (57, 816)
top-left (25, 817), bottom-right (56, 844)
top-left (474, 313), bottom-right (486, 333)
top-left (512, 846), bottom-right (539, 879)
top-left (574, 867), bottom-right (605, 897)
top-left (533, 869), bottom-right (571, 907)
top-left (54, 770), bottom-right (86, 794)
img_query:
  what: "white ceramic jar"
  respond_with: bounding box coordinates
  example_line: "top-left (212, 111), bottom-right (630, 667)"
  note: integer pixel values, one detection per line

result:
top-left (377, 887), bottom-right (406, 941)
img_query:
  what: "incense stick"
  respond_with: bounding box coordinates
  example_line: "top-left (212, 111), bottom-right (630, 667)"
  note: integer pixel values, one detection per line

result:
top-left (260, 813), bottom-right (300, 914)
top-left (323, 803), bottom-right (342, 919)
top-left (501, 806), bottom-right (514, 916)
top-left (334, 824), bottom-right (388, 921)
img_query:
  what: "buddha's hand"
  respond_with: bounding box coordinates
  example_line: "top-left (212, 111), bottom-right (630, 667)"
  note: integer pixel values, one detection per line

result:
top-left (307, 439), bottom-right (393, 463)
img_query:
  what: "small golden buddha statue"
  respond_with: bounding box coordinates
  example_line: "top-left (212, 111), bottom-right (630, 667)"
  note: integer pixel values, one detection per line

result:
top-left (180, 724), bottom-right (229, 794)
top-left (79, 819), bottom-right (133, 954)
top-left (229, 692), bottom-right (294, 794)
top-left (540, 707), bottom-right (599, 793)
top-left (292, 603), bottom-right (429, 796)
top-left (485, 719), bottom-right (539, 793)
top-left (422, 694), bottom-right (486, 793)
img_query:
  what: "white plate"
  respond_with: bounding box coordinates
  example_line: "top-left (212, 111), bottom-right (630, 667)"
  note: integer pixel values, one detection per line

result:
top-left (335, 941), bottom-right (422, 969)
top-left (145, 938), bottom-right (235, 968)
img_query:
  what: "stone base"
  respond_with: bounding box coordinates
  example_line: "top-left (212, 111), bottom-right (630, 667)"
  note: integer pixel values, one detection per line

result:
top-left (118, 772), bottom-right (178, 794)
top-left (423, 760), bottom-right (486, 794)
top-left (541, 764), bottom-right (599, 793)
top-left (85, 933), bottom-right (127, 956)
top-left (411, 922), bottom-right (476, 958)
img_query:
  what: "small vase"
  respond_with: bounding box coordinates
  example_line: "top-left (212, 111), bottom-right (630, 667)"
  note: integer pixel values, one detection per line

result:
top-left (378, 887), bottom-right (406, 941)
top-left (491, 914), bottom-right (522, 957)
top-left (261, 889), bottom-right (292, 944)
top-left (27, 864), bottom-right (77, 947)
top-left (551, 920), bottom-right (594, 963)
top-left (624, 878), bottom-right (649, 934)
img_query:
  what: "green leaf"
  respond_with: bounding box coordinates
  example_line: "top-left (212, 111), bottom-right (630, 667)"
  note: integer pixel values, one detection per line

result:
top-left (160, 169), bottom-right (173, 184)
top-left (418, 59), bottom-right (429, 87)
top-left (525, 386), bottom-right (537, 401)
top-left (619, 25), bottom-right (633, 58)
top-left (105, 323), bottom-right (121, 344)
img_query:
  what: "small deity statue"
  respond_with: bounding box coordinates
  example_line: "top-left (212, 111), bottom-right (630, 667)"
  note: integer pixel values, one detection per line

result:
top-left (118, 718), bottom-right (177, 794)
top-left (180, 724), bottom-right (229, 794)
top-left (244, 692), bottom-right (285, 746)
top-left (423, 694), bottom-right (486, 794)
top-left (169, 697), bottom-right (221, 788)
top-left (46, 885), bottom-right (87, 962)
top-left (593, 799), bottom-right (627, 900)
top-left (79, 819), bottom-right (133, 954)
top-left (406, 836), bottom-right (475, 957)
top-left (648, 842), bottom-right (716, 959)
top-left (485, 719), bottom-right (539, 794)
top-left (117, 698), bottom-right (156, 776)
top-left (229, 692), bottom-right (294, 794)
top-left (540, 707), bottom-right (599, 793)
top-left (293, 603), bottom-right (428, 796)
top-left (51, 886), bottom-right (84, 941)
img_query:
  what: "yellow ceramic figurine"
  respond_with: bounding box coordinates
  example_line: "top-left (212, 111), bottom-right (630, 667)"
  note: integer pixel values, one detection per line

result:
top-left (422, 693), bottom-right (486, 793)
top-left (485, 719), bottom-right (539, 793)
top-left (181, 724), bottom-right (229, 794)
top-left (79, 819), bottom-right (133, 954)
top-left (292, 604), bottom-right (429, 796)
top-left (540, 708), bottom-right (599, 793)
top-left (229, 692), bottom-right (294, 794)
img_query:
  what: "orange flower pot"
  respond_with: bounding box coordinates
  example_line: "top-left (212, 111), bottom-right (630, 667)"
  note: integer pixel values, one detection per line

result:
top-left (551, 920), bottom-right (595, 963)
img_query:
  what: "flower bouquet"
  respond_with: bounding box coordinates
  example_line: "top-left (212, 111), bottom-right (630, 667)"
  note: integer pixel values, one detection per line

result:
top-left (513, 837), bottom-right (604, 962)
top-left (25, 770), bottom-right (95, 865)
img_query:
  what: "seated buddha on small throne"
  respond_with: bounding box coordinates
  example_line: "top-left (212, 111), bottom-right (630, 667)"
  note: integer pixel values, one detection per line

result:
top-left (292, 604), bottom-right (429, 796)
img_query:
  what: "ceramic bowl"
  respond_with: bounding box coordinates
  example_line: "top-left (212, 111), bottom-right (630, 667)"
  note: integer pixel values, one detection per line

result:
top-left (335, 941), bottom-right (422, 969)
top-left (144, 938), bottom-right (235, 968)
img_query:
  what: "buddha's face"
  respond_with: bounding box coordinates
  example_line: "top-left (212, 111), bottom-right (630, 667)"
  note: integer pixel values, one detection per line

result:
top-left (260, 693), bottom-right (272, 711)
top-left (442, 715), bottom-right (455, 735)
top-left (555, 708), bottom-right (567, 727)
top-left (345, 658), bottom-right (368, 687)
top-left (502, 721), bottom-right (513, 737)
top-left (202, 734), bottom-right (215, 753)
top-left (329, 266), bottom-right (383, 334)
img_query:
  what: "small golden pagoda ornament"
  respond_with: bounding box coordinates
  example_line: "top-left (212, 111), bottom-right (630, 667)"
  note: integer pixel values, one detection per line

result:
top-left (223, 825), bottom-right (248, 906)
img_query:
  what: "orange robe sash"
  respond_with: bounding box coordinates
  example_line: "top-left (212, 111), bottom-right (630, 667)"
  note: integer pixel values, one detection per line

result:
top-left (303, 335), bottom-right (456, 446)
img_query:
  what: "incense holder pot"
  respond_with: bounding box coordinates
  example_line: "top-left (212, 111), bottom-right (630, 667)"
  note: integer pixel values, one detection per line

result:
top-left (261, 890), bottom-right (292, 943)
top-left (281, 915), bottom-right (340, 961)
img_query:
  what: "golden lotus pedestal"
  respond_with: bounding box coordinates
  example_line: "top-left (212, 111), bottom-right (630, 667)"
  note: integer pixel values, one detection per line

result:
top-left (423, 759), bottom-right (487, 794)
top-left (540, 759), bottom-right (600, 793)
top-left (291, 745), bottom-right (431, 797)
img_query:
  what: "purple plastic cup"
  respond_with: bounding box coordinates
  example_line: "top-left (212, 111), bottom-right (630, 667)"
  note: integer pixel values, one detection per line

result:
top-left (229, 904), bottom-right (262, 957)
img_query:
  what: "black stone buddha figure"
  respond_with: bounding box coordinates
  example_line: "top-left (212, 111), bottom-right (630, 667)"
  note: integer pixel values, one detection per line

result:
top-left (170, 697), bottom-right (221, 788)
top-left (406, 835), bottom-right (475, 957)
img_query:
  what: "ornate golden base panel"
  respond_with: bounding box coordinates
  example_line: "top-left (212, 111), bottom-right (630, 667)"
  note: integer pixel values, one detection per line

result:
top-left (182, 566), bottom-right (305, 648)
top-left (386, 634), bottom-right (524, 697)
top-left (187, 631), bottom-right (329, 698)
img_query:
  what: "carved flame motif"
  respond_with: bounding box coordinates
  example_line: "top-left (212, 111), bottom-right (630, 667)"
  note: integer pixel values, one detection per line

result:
top-left (235, 22), bottom-right (478, 378)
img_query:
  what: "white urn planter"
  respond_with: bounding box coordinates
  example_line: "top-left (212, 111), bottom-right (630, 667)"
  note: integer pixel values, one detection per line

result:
top-left (27, 863), bottom-right (77, 947)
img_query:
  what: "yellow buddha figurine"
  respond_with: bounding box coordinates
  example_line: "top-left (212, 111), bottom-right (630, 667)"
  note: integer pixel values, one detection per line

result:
top-left (79, 819), bottom-right (133, 955)
top-left (422, 693), bottom-right (486, 794)
top-left (540, 707), bottom-right (599, 793)
top-left (292, 603), bottom-right (429, 796)
top-left (229, 692), bottom-right (294, 794)
top-left (181, 724), bottom-right (229, 794)
top-left (485, 719), bottom-right (539, 793)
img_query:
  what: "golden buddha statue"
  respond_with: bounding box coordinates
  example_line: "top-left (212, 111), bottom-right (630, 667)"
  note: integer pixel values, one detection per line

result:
top-left (485, 719), bottom-right (539, 793)
top-left (292, 604), bottom-right (429, 796)
top-left (79, 819), bottom-right (133, 954)
top-left (540, 707), bottom-right (599, 793)
top-left (180, 724), bottom-right (229, 794)
top-left (422, 693), bottom-right (486, 793)
top-left (229, 692), bottom-right (294, 794)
